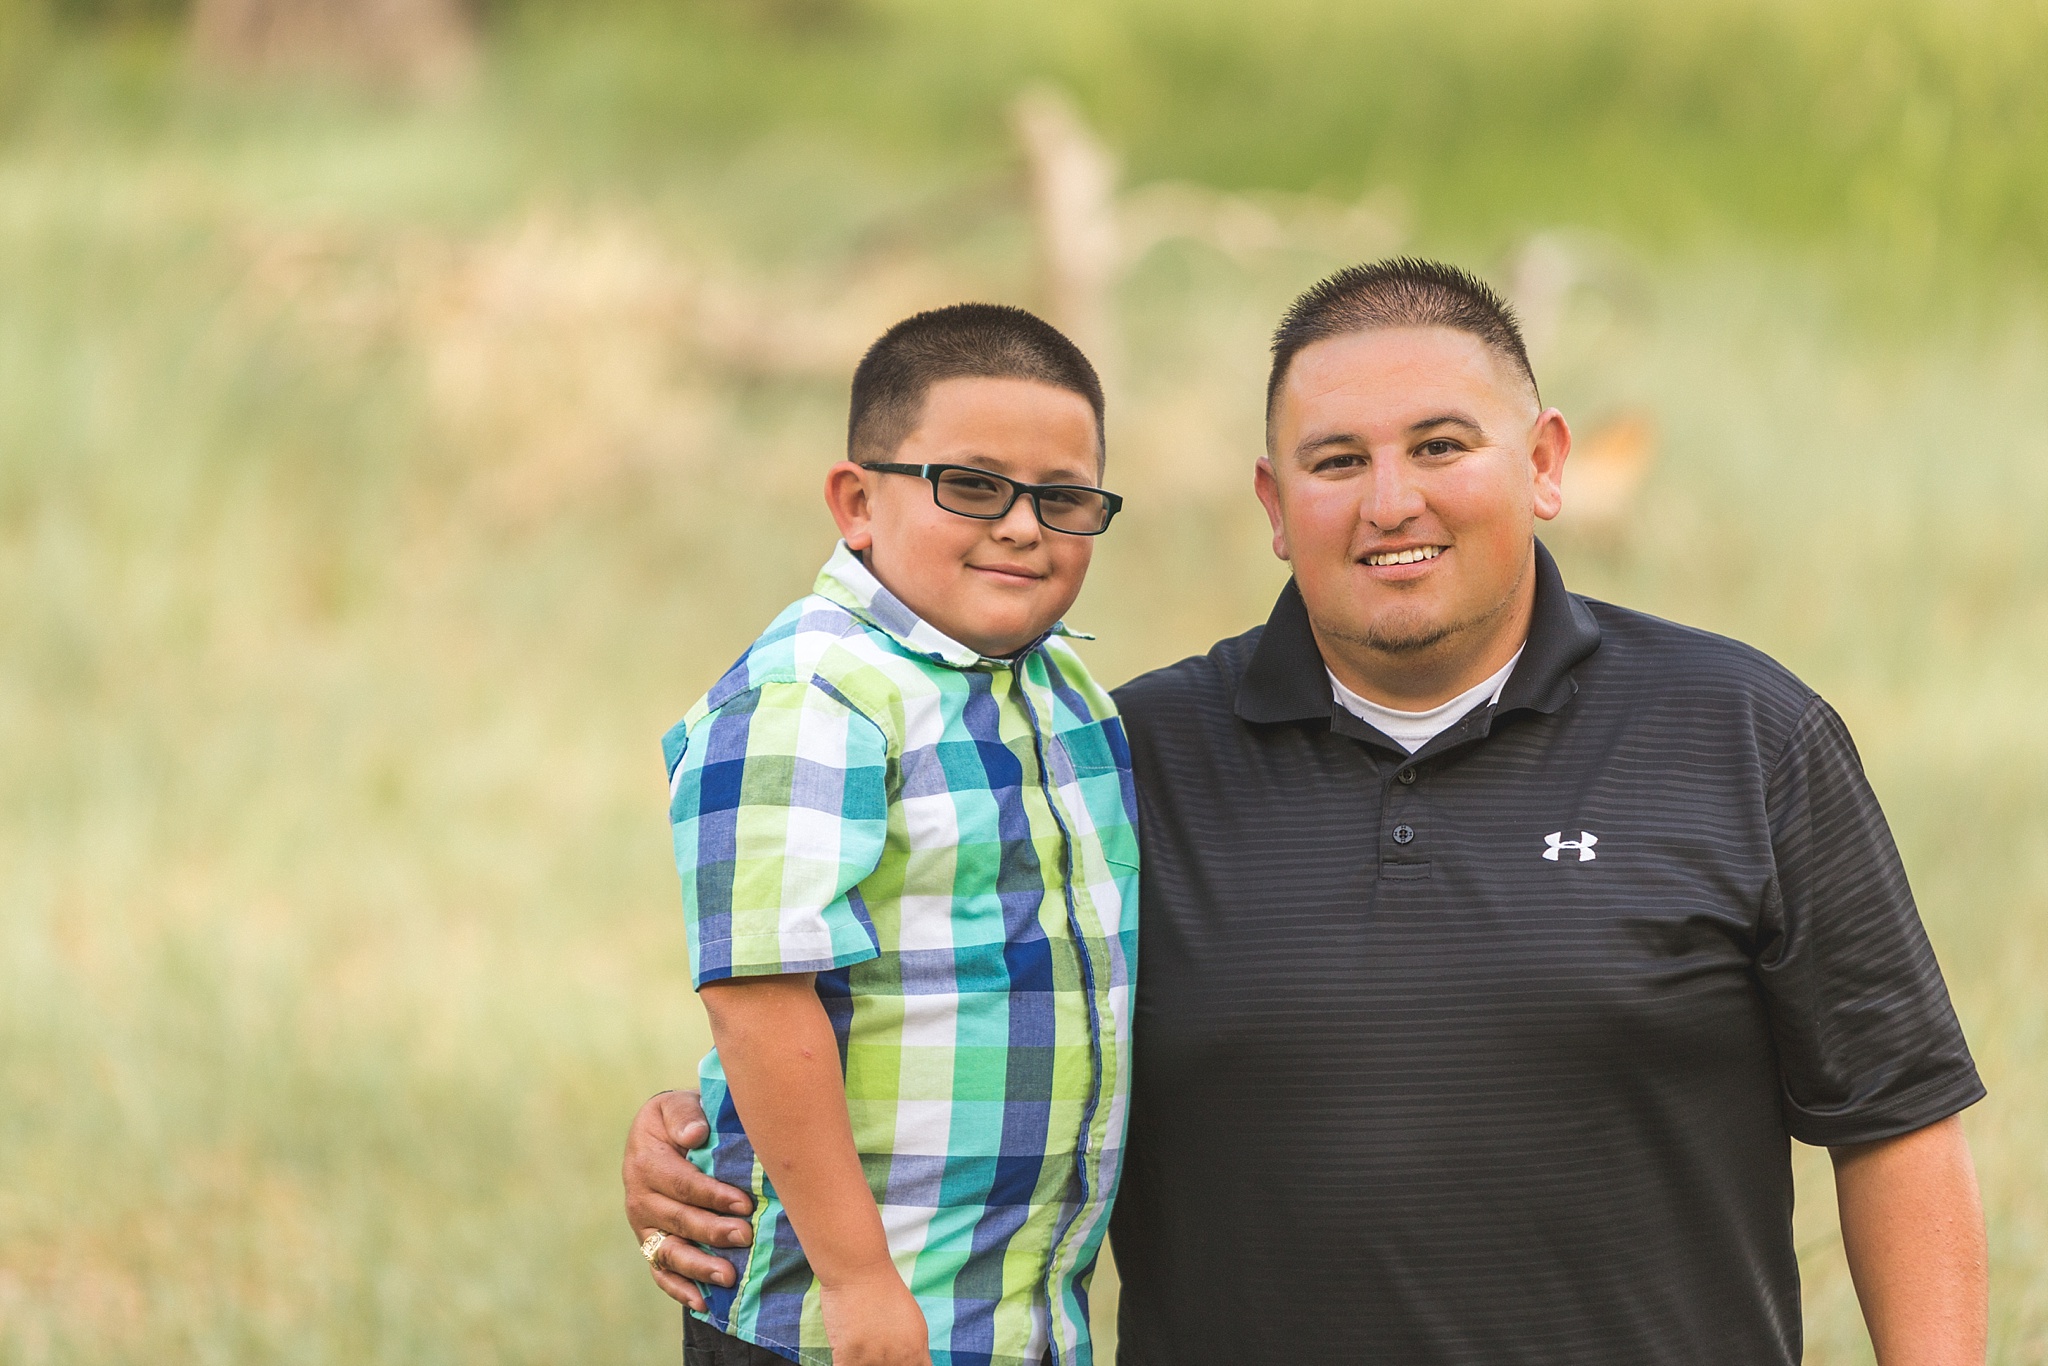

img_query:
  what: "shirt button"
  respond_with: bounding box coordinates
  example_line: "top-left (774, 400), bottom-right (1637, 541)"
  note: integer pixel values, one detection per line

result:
top-left (1392, 824), bottom-right (1415, 845)
top-left (1398, 767), bottom-right (1417, 785)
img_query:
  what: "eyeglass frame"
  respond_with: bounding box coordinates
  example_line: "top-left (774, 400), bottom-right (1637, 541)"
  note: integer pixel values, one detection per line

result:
top-left (857, 462), bottom-right (1125, 535)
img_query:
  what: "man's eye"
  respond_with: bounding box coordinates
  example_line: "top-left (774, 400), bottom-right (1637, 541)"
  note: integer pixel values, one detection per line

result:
top-left (1314, 454), bottom-right (1366, 472)
top-left (1418, 440), bottom-right (1460, 458)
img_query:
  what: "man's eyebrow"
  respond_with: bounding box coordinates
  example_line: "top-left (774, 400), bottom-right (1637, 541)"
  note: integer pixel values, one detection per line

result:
top-left (1292, 431), bottom-right (1366, 459)
top-left (1408, 413), bottom-right (1487, 437)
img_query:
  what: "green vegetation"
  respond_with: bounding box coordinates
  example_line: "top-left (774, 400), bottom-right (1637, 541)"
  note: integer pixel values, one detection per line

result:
top-left (2, 4), bottom-right (2044, 1362)
top-left (497, 0), bottom-right (2048, 275)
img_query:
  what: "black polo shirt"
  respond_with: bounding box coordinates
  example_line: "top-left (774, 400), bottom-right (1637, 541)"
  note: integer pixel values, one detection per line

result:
top-left (1105, 542), bottom-right (1982, 1366)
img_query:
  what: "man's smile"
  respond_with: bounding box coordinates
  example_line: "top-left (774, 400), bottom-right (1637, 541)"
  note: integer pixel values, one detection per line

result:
top-left (1361, 544), bottom-right (1446, 567)
top-left (1357, 544), bottom-right (1449, 581)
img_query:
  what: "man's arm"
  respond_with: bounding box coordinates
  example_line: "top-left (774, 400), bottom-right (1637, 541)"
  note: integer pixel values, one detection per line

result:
top-left (700, 974), bottom-right (928, 1366)
top-left (1832, 1115), bottom-right (1987, 1365)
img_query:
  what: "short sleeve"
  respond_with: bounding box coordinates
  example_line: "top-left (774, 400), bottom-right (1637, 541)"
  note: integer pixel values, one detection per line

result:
top-left (1755, 698), bottom-right (1984, 1145)
top-left (666, 679), bottom-right (890, 987)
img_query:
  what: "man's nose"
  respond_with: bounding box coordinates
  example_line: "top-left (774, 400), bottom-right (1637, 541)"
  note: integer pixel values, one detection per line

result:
top-left (1362, 460), bottom-right (1427, 530)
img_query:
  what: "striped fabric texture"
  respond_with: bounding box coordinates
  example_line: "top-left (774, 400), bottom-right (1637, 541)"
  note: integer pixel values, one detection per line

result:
top-left (664, 543), bottom-right (1140, 1366)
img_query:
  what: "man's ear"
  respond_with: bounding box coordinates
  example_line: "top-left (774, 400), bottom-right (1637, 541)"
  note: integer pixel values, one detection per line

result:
top-left (1529, 410), bottom-right (1570, 522)
top-left (824, 461), bottom-right (878, 550)
top-left (1253, 456), bottom-right (1292, 562)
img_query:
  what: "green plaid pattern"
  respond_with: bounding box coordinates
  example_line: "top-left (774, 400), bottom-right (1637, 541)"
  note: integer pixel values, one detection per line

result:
top-left (664, 543), bottom-right (1140, 1366)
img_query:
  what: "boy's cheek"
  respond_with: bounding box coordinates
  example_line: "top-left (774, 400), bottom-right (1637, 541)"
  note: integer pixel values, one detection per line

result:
top-left (1051, 548), bottom-right (1093, 604)
top-left (1034, 568), bottom-right (1089, 631)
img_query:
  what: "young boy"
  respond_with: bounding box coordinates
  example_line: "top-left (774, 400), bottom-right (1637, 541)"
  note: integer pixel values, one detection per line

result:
top-left (661, 304), bottom-right (1140, 1366)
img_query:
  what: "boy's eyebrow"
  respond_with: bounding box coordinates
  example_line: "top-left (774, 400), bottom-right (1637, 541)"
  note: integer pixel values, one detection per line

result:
top-left (952, 452), bottom-right (1099, 485)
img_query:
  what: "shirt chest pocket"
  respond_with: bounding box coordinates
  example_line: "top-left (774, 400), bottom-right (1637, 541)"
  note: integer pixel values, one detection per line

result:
top-left (1051, 719), bottom-right (1141, 880)
top-left (1052, 717), bottom-right (1130, 779)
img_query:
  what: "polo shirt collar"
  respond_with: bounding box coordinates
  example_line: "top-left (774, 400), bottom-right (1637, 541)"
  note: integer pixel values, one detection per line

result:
top-left (1234, 538), bottom-right (1601, 728)
top-left (812, 540), bottom-right (1090, 670)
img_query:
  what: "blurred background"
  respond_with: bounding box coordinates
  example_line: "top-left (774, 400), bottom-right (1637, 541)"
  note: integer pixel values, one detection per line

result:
top-left (2, 0), bottom-right (2045, 1360)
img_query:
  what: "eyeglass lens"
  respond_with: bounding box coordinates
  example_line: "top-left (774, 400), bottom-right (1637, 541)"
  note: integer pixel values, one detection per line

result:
top-left (932, 468), bottom-right (1113, 533)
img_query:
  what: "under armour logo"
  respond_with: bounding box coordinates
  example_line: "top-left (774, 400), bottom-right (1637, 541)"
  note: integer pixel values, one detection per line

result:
top-left (1543, 831), bottom-right (1598, 862)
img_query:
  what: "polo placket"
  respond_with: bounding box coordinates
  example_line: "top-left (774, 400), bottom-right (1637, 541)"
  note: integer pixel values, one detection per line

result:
top-left (1379, 755), bottom-right (1428, 880)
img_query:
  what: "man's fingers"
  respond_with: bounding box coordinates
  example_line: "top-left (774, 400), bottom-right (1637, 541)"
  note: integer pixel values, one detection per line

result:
top-left (640, 1223), bottom-right (738, 1289)
top-left (657, 1088), bottom-right (712, 1150)
top-left (623, 1087), bottom-right (754, 1309)
top-left (625, 1097), bottom-right (753, 1222)
top-left (626, 1091), bottom-right (752, 1216)
top-left (626, 1143), bottom-right (752, 1216)
top-left (629, 1189), bottom-right (753, 1253)
top-left (638, 1226), bottom-right (727, 1311)
top-left (649, 1259), bottom-right (707, 1313)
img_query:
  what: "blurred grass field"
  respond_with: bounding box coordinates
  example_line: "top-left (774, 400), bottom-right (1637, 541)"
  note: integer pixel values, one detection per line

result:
top-left (2, 2), bottom-right (2046, 1362)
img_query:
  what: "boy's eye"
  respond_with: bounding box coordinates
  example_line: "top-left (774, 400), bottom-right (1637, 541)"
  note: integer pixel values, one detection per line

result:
top-left (1038, 488), bottom-right (1086, 510)
top-left (935, 470), bottom-right (1012, 511)
top-left (939, 471), bottom-right (1006, 494)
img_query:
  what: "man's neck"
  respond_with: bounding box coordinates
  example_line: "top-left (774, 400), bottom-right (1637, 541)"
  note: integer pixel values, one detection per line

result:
top-left (1314, 571), bottom-right (1536, 712)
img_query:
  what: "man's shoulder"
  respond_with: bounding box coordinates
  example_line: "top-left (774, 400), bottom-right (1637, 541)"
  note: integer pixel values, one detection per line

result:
top-left (1110, 621), bottom-right (1265, 722)
top-left (1577, 595), bottom-right (1818, 728)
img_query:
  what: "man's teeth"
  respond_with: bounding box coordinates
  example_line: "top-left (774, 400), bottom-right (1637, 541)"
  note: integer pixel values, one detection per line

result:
top-left (1364, 546), bottom-right (1445, 567)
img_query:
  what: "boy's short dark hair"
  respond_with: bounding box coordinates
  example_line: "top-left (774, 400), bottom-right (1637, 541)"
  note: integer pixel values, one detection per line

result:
top-left (849, 303), bottom-right (1106, 466)
top-left (1266, 258), bottom-right (1537, 441)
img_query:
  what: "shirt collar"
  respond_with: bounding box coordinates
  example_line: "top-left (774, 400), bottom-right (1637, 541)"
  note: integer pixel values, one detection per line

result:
top-left (1235, 539), bottom-right (1601, 727)
top-left (812, 540), bottom-right (1091, 670)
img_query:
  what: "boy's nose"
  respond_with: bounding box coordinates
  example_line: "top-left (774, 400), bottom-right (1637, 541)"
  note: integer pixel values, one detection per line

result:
top-left (992, 496), bottom-right (1043, 544)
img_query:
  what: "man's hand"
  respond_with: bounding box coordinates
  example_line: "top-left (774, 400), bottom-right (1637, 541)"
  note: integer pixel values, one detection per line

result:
top-left (820, 1265), bottom-right (932, 1366)
top-left (623, 1090), bottom-right (757, 1310)
top-left (1832, 1114), bottom-right (1988, 1365)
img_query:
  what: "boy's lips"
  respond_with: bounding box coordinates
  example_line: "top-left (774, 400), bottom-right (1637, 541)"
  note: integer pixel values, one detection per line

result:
top-left (969, 562), bottom-right (1047, 585)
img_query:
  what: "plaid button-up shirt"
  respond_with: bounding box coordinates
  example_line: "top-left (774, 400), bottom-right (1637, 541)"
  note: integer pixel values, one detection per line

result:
top-left (664, 543), bottom-right (1140, 1366)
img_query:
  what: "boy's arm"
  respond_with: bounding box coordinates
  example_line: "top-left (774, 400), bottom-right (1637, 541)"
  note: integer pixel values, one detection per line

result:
top-left (702, 973), bottom-right (930, 1366)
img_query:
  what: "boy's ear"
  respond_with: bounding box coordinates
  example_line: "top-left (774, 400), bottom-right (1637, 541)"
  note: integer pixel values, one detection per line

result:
top-left (824, 461), bottom-right (878, 550)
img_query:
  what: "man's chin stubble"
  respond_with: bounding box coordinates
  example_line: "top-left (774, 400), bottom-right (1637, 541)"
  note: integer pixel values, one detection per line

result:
top-left (1321, 573), bottom-right (1526, 660)
top-left (1317, 614), bottom-right (1462, 656)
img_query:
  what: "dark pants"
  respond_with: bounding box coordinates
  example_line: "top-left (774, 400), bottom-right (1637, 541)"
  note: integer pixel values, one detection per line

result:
top-left (683, 1313), bottom-right (801, 1366)
top-left (682, 1311), bottom-right (1058, 1365)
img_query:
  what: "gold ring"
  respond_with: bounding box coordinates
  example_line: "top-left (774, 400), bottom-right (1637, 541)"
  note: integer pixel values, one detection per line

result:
top-left (640, 1230), bottom-right (669, 1265)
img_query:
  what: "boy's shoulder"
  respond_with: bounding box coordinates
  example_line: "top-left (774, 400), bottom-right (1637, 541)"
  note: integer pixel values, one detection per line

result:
top-left (679, 592), bottom-right (929, 736)
top-left (1036, 633), bottom-right (1122, 721)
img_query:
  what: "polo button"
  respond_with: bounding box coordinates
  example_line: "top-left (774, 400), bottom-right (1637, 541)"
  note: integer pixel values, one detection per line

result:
top-left (1398, 768), bottom-right (1417, 785)
top-left (1393, 824), bottom-right (1415, 845)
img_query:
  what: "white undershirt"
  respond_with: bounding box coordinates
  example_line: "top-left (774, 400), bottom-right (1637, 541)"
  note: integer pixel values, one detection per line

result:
top-left (1327, 648), bottom-right (1524, 754)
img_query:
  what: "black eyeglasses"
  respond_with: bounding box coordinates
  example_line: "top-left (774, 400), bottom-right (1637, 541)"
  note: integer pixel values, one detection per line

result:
top-left (860, 463), bottom-right (1124, 535)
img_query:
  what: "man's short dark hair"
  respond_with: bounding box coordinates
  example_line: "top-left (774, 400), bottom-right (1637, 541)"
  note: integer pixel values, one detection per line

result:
top-left (1266, 258), bottom-right (1537, 438)
top-left (849, 303), bottom-right (1105, 466)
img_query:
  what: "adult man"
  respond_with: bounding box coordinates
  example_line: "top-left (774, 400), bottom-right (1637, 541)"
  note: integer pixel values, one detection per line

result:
top-left (627, 260), bottom-right (1987, 1364)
